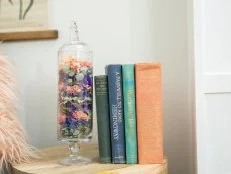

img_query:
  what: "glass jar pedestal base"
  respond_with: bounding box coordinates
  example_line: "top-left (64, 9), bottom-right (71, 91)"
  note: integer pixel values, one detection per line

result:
top-left (59, 156), bottom-right (91, 166)
top-left (59, 141), bottom-right (91, 166)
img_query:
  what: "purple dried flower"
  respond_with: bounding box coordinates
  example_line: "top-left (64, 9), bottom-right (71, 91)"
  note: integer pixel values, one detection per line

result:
top-left (87, 75), bottom-right (92, 86)
top-left (83, 75), bottom-right (88, 85)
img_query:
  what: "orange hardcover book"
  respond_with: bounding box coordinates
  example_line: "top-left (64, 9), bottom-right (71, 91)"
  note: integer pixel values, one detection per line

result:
top-left (135, 63), bottom-right (164, 164)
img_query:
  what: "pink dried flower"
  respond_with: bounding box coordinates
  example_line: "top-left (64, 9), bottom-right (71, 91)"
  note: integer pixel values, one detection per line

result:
top-left (70, 60), bottom-right (81, 73)
top-left (58, 82), bottom-right (65, 90)
top-left (59, 56), bottom-right (82, 73)
top-left (66, 86), bottom-right (74, 94)
top-left (66, 85), bottom-right (82, 94)
top-left (58, 115), bottom-right (66, 124)
top-left (85, 61), bottom-right (92, 68)
top-left (73, 85), bottom-right (82, 93)
top-left (73, 111), bottom-right (89, 121)
top-left (84, 84), bottom-right (92, 91)
top-left (80, 60), bottom-right (92, 68)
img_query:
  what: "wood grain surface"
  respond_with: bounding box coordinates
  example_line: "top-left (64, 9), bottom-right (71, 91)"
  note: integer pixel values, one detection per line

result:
top-left (11, 144), bottom-right (168, 174)
top-left (0, 30), bottom-right (58, 41)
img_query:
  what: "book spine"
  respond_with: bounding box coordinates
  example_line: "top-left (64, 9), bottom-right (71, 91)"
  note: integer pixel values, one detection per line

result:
top-left (135, 63), bottom-right (164, 164)
top-left (94, 75), bottom-right (112, 163)
top-left (122, 64), bottom-right (137, 164)
top-left (107, 65), bottom-right (126, 164)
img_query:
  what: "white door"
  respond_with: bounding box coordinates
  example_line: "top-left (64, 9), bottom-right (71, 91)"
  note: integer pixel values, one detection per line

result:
top-left (194, 0), bottom-right (231, 173)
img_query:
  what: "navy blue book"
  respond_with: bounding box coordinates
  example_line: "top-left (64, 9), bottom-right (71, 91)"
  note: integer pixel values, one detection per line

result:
top-left (106, 64), bottom-right (126, 164)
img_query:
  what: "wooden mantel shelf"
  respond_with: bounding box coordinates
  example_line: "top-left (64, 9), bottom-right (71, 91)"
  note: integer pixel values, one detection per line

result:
top-left (11, 144), bottom-right (168, 174)
top-left (0, 30), bottom-right (58, 42)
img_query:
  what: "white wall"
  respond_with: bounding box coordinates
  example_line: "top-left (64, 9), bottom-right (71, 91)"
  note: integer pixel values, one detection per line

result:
top-left (3, 1), bottom-right (193, 174)
top-left (147, 0), bottom-right (194, 173)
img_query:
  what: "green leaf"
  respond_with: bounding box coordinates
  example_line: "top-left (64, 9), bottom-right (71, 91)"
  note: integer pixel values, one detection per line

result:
top-left (68, 79), bottom-right (73, 84)
top-left (69, 71), bottom-right (75, 77)
top-left (62, 127), bottom-right (71, 137)
top-left (73, 129), bottom-right (79, 136)
top-left (70, 100), bottom-right (79, 106)
top-left (87, 68), bottom-right (93, 74)
top-left (63, 65), bottom-right (71, 74)
top-left (19, 0), bottom-right (23, 20)
top-left (84, 127), bottom-right (91, 135)
top-left (23, 0), bottom-right (34, 19)
top-left (76, 73), bottom-right (84, 81)
top-left (60, 104), bottom-right (71, 114)
top-left (8, 0), bottom-right (14, 5)
top-left (88, 112), bottom-right (92, 119)
top-left (80, 67), bottom-right (88, 75)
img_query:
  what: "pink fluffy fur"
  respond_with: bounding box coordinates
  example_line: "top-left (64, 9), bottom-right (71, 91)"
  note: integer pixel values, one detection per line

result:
top-left (0, 54), bottom-right (36, 171)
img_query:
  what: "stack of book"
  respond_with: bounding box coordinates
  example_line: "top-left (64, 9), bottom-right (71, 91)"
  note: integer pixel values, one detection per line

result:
top-left (94, 63), bottom-right (163, 164)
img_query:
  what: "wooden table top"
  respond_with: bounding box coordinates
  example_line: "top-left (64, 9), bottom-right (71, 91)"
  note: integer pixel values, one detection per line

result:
top-left (11, 144), bottom-right (168, 174)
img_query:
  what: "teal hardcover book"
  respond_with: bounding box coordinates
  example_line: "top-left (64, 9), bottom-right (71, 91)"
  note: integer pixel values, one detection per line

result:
top-left (122, 64), bottom-right (137, 164)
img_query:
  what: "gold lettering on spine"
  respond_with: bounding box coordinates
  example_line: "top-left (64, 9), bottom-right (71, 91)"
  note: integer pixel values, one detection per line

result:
top-left (112, 71), bottom-right (122, 141)
top-left (127, 87), bottom-right (135, 137)
top-left (112, 104), bottom-right (118, 140)
top-left (116, 72), bottom-right (122, 123)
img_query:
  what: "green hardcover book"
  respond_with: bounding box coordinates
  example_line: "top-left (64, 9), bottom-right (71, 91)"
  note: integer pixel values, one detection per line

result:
top-left (94, 75), bottom-right (112, 163)
top-left (122, 64), bottom-right (137, 164)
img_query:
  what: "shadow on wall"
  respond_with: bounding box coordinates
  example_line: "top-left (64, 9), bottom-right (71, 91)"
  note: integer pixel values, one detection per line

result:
top-left (25, 63), bottom-right (57, 148)
top-left (135, 0), bottom-right (194, 174)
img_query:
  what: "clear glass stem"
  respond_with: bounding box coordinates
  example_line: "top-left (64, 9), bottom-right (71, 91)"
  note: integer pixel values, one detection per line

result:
top-left (59, 141), bottom-right (91, 166)
top-left (69, 141), bottom-right (80, 159)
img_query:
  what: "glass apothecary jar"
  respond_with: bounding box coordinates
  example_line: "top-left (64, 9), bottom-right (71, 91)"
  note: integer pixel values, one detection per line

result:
top-left (57, 22), bottom-right (93, 165)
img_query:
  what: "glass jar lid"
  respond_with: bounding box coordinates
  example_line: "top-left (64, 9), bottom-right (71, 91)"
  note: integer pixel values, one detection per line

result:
top-left (58, 21), bottom-right (91, 54)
